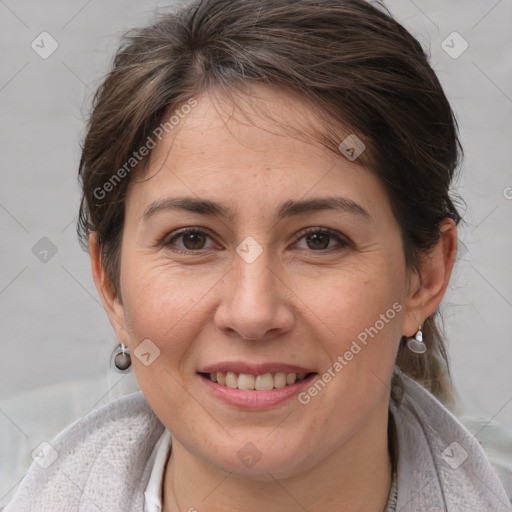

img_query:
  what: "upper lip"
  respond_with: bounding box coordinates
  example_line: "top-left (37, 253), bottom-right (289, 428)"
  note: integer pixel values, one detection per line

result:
top-left (199, 361), bottom-right (317, 375)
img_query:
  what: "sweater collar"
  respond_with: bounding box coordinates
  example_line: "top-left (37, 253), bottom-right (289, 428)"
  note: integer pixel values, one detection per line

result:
top-left (139, 369), bottom-right (510, 512)
top-left (389, 368), bottom-right (511, 511)
top-left (5, 370), bottom-right (510, 512)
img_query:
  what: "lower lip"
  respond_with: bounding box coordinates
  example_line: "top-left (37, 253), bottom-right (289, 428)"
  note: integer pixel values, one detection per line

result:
top-left (198, 373), bottom-right (317, 409)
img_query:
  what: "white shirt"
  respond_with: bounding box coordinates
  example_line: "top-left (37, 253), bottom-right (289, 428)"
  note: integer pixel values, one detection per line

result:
top-left (143, 428), bottom-right (172, 512)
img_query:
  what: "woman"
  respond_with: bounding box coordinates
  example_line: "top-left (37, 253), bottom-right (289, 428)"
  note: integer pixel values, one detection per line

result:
top-left (5, 0), bottom-right (512, 510)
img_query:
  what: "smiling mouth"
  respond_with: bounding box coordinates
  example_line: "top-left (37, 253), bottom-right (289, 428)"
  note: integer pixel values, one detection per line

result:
top-left (199, 371), bottom-right (317, 391)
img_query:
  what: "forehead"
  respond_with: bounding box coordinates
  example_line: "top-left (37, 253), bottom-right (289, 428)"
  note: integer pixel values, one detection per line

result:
top-left (161, 86), bottom-right (337, 165)
top-left (124, 85), bottom-right (387, 222)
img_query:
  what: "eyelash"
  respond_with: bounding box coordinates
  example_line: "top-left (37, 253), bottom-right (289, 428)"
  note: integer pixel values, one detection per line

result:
top-left (162, 227), bottom-right (350, 254)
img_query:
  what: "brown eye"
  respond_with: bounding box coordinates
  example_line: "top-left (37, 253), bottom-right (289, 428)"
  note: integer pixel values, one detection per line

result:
top-left (305, 232), bottom-right (330, 250)
top-left (181, 231), bottom-right (207, 250)
top-left (295, 228), bottom-right (349, 252)
top-left (164, 229), bottom-right (215, 252)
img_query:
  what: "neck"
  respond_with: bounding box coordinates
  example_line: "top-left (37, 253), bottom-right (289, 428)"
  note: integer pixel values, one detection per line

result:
top-left (163, 399), bottom-right (393, 512)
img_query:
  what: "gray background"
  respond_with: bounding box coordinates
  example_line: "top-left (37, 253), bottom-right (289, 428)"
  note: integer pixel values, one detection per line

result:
top-left (1, 0), bottom-right (511, 506)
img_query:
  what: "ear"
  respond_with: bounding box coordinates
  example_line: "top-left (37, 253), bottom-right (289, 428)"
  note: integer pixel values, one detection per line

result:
top-left (402, 218), bottom-right (458, 337)
top-left (89, 233), bottom-right (130, 346)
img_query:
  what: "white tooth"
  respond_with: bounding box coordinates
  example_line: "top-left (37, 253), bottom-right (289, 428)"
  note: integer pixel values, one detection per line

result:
top-left (217, 372), bottom-right (226, 385)
top-left (210, 373), bottom-right (217, 383)
top-left (238, 373), bottom-right (255, 390)
top-left (286, 373), bottom-right (297, 385)
top-left (255, 373), bottom-right (274, 390)
top-left (274, 372), bottom-right (287, 388)
top-left (226, 372), bottom-right (238, 388)
top-left (297, 373), bottom-right (306, 380)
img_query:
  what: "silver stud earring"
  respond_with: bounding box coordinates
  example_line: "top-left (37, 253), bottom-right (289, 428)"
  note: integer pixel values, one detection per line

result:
top-left (111, 343), bottom-right (132, 373)
top-left (406, 325), bottom-right (427, 354)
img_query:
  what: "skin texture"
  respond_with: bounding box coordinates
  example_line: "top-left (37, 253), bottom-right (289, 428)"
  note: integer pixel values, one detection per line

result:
top-left (90, 85), bottom-right (457, 512)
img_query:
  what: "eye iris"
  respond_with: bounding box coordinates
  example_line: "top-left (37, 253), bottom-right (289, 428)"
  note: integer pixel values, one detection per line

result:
top-left (306, 232), bottom-right (330, 250)
top-left (183, 232), bottom-right (206, 250)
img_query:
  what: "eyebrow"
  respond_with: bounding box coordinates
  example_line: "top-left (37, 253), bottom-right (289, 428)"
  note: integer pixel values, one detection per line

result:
top-left (142, 196), bottom-right (371, 222)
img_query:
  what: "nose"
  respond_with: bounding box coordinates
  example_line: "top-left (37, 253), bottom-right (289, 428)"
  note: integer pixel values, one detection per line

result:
top-left (214, 246), bottom-right (295, 342)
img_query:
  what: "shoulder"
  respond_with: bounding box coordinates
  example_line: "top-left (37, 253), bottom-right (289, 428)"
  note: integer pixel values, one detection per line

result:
top-left (391, 370), bottom-right (512, 510)
top-left (3, 391), bottom-right (165, 512)
top-left (457, 411), bottom-right (512, 501)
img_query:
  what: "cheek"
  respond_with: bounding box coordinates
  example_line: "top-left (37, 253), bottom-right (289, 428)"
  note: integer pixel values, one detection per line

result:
top-left (301, 259), bottom-right (405, 358)
top-left (119, 261), bottom-right (211, 418)
top-left (120, 257), bottom-right (217, 360)
top-left (297, 259), bottom-right (406, 429)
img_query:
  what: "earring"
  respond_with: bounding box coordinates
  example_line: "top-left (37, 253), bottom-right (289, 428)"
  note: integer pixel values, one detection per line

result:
top-left (406, 325), bottom-right (427, 354)
top-left (111, 343), bottom-right (132, 373)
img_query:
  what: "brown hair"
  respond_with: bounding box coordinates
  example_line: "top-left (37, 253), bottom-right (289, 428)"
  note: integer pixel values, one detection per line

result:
top-left (77, 0), bottom-right (463, 405)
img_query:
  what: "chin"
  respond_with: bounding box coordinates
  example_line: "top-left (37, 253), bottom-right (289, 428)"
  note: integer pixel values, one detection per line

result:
top-left (200, 436), bottom-right (316, 481)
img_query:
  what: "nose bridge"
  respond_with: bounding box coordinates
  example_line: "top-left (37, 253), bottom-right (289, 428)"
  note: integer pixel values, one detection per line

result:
top-left (232, 240), bottom-right (277, 307)
top-left (215, 237), bottom-right (294, 340)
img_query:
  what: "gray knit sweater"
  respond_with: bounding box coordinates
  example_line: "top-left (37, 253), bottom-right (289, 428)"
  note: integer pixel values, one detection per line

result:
top-left (3, 370), bottom-right (512, 511)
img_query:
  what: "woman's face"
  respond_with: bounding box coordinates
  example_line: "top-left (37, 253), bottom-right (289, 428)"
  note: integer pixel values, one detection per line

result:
top-left (105, 86), bottom-right (420, 479)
